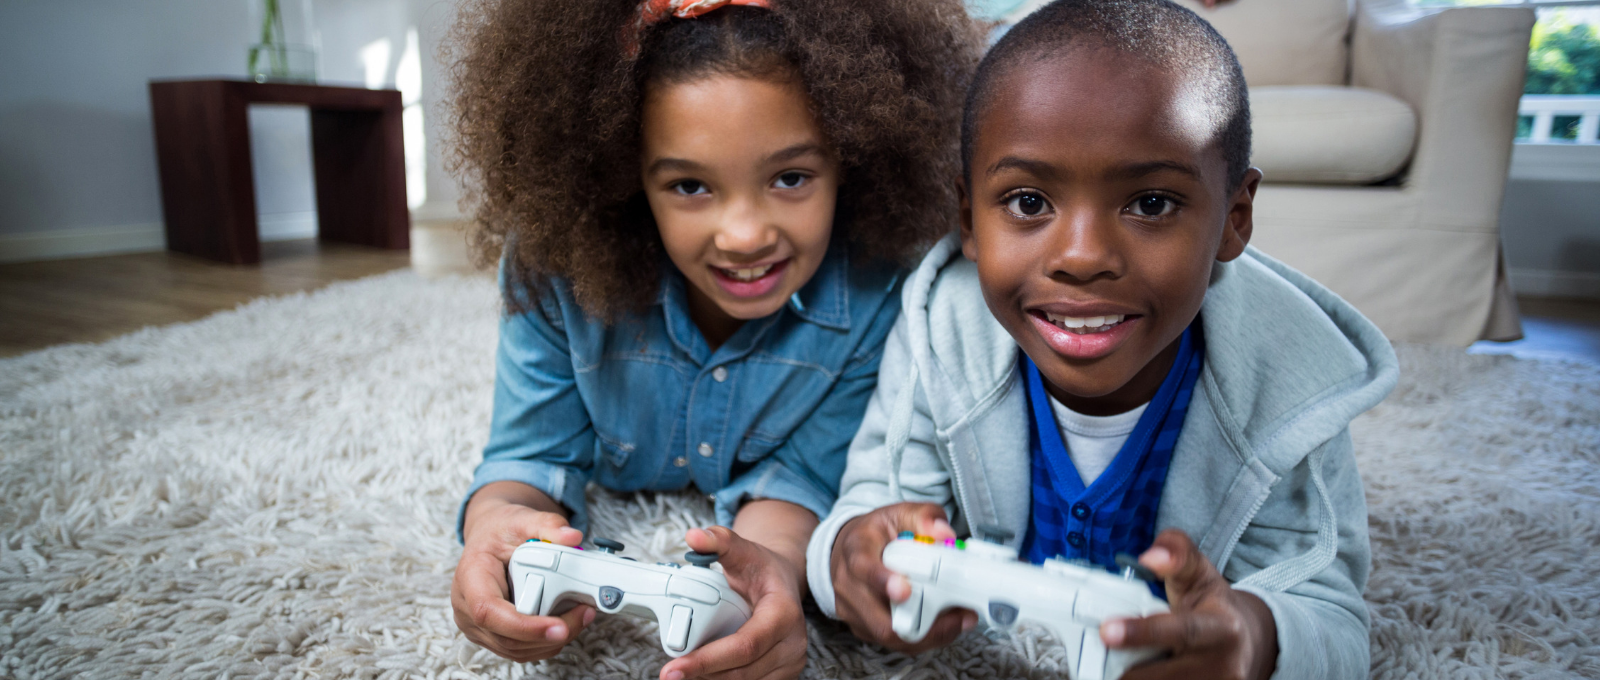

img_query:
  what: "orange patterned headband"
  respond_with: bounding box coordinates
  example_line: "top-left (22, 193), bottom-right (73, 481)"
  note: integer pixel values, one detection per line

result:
top-left (627, 0), bottom-right (772, 56)
top-left (639, 0), bottom-right (772, 25)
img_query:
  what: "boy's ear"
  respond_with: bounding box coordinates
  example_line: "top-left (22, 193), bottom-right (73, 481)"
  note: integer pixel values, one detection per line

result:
top-left (957, 177), bottom-right (978, 262)
top-left (1216, 167), bottom-right (1262, 263)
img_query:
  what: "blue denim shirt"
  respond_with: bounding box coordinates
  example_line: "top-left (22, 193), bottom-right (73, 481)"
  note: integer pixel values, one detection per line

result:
top-left (459, 247), bottom-right (904, 538)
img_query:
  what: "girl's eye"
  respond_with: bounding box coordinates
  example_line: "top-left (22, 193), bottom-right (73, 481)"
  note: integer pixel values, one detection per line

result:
top-left (1130, 195), bottom-right (1177, 218)
top-left (1005, 193), bottom-right (1050, 217)
top-left (774, 172), bottom-right (807, 189)
top-left (673, 180), bottom-right (708, 196)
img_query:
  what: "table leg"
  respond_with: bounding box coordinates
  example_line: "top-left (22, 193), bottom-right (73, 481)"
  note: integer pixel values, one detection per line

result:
top-left (150, 81), bottom-right (261, 264)
top-left (309, 106), bottom-right (410, 250)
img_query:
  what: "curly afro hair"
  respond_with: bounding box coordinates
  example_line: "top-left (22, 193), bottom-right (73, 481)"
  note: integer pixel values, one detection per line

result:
top-left (445, 0), bottom-right (985, 319)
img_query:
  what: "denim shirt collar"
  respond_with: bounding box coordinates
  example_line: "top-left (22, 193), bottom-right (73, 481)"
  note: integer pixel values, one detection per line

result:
top-left (658, 245), bottom-right (854, 361)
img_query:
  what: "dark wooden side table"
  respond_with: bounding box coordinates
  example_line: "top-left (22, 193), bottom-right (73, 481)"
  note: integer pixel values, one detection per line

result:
top-left (149, 79), bottom-right (410, 264)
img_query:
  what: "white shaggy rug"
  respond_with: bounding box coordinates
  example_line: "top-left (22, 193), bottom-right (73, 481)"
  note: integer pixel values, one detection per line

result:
top-left (2, 270), bottom-right (1597, 680)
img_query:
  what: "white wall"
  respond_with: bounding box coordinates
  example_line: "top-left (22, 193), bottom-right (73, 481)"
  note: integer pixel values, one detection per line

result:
top-left (0, 0), bottom-right (461, 263)
top-left (1501, 144), bottom-right (1600, 300)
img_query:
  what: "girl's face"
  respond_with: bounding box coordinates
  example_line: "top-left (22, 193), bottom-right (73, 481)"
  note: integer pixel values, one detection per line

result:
top-left (641, 74), bottom-right (839, 342)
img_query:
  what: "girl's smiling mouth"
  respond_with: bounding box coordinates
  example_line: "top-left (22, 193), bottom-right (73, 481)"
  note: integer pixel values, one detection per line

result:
top-left (1027, 308), bottom-right (1143, 360)
top-left (710, 258), bottom-right (790, 298)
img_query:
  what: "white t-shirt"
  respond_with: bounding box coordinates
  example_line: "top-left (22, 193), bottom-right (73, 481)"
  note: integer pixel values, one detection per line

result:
top-left (1047, 397), bottom-right (1148, 486)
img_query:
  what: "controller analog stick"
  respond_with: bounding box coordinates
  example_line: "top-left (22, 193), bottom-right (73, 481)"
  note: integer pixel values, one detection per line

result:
top-left (592, 538), bottom-right (625, 554)
top-left (684, 551), bottom-right (719, 568)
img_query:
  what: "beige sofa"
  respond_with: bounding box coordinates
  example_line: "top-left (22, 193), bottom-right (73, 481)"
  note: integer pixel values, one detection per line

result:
top-left (1004, 0), bottom-right (1536, 345)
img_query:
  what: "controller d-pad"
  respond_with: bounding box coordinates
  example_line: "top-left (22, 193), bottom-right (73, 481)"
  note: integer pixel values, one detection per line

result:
top-left (599, 586), bottom-right (624, 610)
top-left (989, 602), bottom-right (1019, 627)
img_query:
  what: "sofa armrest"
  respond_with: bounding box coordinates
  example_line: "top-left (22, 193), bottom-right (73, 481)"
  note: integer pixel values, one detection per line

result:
top-left (1351, 0), bottom-right (1534, 232)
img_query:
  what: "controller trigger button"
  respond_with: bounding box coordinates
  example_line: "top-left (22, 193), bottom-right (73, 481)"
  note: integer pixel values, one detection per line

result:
top-left (988, 602), bottom-right (1019, 627)
top-left (514, 573), bottom-right (546, 616)
top-left (665, 605), bottom-right (693, 652)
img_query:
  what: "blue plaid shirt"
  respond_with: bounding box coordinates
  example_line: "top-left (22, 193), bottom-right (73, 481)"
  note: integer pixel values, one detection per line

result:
top-left (1021, 323), bottom-right (1205, 587)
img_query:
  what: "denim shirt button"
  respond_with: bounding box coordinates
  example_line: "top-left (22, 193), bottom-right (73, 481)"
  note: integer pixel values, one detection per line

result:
top-left (673, 456), bottom-right (688, 467)
top-left (711, 366), bottom-right (728, 382)
top-left (697, 442), bottom-right (714, 457)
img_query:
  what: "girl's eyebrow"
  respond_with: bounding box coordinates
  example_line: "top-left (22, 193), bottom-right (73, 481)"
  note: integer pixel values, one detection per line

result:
top-left (646, 157), bottom-right (705, 176)
top-left (765, 142), bottom-right (826, 165)
top-left (645, 142), bottom-right (824, 177)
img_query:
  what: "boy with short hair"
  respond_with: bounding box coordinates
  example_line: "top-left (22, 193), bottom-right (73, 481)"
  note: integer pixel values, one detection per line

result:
top-left (804, 1), bottom-right (1398, 678)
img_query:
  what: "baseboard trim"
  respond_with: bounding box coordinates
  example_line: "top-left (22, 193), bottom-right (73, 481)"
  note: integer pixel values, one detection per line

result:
top-left (0, 212), bottom-right (321, 264)
top-left (1510, 267), bottom-right (1600, 300)
top-left (1509, 143), bottom-right (1600, 183)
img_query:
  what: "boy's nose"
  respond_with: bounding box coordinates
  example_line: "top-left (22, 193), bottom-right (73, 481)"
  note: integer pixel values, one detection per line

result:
top-left (1046, 207), bottom-right (1122, 282)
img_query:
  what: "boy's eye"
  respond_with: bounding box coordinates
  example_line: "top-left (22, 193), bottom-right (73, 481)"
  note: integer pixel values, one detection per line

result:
top-left (774, 172), bottom-right (808, 189)
top-left (1005, 193), bottom-right (1050, 217)
top-left (1130, 195), bottom-right (1176, 218)
top-left (673, 180), bottom-right (708, 196)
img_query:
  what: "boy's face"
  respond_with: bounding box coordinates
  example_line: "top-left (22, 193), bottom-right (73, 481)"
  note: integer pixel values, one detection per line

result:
top-left (961, 49), bottom-right (1261, 416)
top-left (641, 75), bottom-right (839, 339)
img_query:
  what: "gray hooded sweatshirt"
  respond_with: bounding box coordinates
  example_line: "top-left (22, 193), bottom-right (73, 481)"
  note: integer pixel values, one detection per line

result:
top-left (805, 234), bottom-right (1398, 680)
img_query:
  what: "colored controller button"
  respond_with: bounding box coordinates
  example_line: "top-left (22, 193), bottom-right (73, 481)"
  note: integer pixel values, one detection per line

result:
top-left (898, 531), bottom-right (915, 540)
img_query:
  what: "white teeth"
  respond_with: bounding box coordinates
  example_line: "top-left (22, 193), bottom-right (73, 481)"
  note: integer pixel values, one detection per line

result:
top-left (1044, 313), bottom-right (1126, 334)
top-left (723, 264), bottom-right (773, 282)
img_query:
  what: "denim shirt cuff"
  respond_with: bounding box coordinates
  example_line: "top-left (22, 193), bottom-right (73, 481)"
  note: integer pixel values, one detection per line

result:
top-left (456, 459), bottom-right (591, 544)
top-left (711, 459), bottom-right (836, 528)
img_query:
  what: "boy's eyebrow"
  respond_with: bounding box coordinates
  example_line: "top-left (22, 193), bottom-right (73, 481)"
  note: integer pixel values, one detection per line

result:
top-left (986, 156), bottom-right (1060, 180)
top-left (1105, 160), bottom-right (1203, 182)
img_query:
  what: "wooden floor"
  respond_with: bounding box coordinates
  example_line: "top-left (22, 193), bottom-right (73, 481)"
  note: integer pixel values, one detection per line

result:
top-left (2, 238), bottom-right (1597, 364)
top-left (0, 240), bottom-right (415, 357)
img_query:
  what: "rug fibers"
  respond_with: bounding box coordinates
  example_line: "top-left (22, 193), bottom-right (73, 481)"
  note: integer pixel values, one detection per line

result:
top-left (1, 270), bottom-right (1596, 679)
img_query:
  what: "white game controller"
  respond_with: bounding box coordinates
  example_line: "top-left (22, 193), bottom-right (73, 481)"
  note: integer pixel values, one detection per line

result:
top-left (883, 530), bottom-right (1169, 680)
top-left (508, 537), bottom-right (752, 657)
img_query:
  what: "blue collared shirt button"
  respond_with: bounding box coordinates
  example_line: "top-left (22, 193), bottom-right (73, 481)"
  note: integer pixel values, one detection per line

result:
top-left (712, 366), bottom-right (728, 382)
top-left (697, 442), bottom-right (714, 457)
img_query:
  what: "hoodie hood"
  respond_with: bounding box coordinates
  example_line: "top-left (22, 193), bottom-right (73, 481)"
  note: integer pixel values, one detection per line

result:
top-left (894, 234), bottom-right (1397, 487)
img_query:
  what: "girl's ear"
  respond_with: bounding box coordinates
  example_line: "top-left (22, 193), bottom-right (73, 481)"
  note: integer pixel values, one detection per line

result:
top-left (957, 177), bottom-right (978, 262)
top-left (1216, 167), bottom-right (1262, 263)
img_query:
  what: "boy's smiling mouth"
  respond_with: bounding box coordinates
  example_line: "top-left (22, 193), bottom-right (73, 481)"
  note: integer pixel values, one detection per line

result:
top-left (1041, 312), bottom-right (1129, 334)
top-left (1026, 307), bottom-right (1144, 360)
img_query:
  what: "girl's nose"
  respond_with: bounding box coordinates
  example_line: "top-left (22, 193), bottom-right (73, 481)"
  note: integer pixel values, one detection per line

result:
top-left (713, 200), bottom-right (780, 256)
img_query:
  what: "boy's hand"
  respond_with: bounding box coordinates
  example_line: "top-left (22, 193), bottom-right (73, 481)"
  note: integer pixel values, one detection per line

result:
top-left (659, 526), bottom-right (807, 680)
top-left (451, 501), bottom-right (596, 662)
top-left (830, 502), bottom-right (978, 654)
top-left (1103, 529), bottom-right (1279, 680)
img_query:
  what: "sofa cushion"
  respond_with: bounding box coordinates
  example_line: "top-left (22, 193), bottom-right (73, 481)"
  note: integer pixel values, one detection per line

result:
top-left (1172, 0), bottom-right (1352, 86)
top-left (1250, 85), bottom-right (1417, 184)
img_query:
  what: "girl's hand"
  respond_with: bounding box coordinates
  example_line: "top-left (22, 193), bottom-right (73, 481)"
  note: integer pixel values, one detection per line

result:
top-left (1102, 529), bottom-right (1279, 680)
top-left (451, 499), bottom-right (596, 661)
top-left (829, 502), bottom-right (977, 654)
top-left (659, 526), bottom-right (808, 680)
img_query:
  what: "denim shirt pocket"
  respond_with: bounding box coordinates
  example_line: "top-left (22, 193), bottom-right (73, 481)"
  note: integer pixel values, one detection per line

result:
top-left (735, 431), bottom-right (784, 463)
top-left (594, 429), bottom-right (636, 471)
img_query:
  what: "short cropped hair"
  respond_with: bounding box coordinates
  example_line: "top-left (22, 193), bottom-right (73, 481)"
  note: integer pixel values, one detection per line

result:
top-left (961, 0), bottom-right (1251, 189)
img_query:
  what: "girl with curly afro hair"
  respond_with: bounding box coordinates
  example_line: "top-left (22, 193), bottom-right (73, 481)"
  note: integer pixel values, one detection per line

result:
top-left (447, 0), bottom-right (983, 677)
